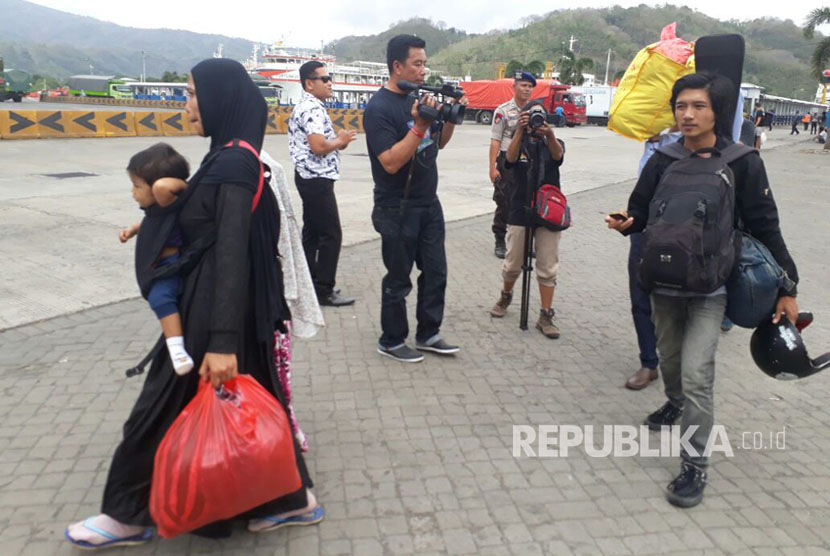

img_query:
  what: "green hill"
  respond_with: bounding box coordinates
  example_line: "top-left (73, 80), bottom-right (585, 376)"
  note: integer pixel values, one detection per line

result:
top-left (427, 5), bottom-right (820, 99)
top-left (0, 0), bottom-right (253, 79)
top-left (1, 1), bottom-right (822, 100)
top-left (325, 17), bottom-right (472, 64)
top-left (326, 7), bottom-right (821, 100)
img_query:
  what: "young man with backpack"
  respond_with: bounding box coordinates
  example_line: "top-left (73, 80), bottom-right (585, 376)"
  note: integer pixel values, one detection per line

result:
top-left (606, 72), bottom-right (799, 508)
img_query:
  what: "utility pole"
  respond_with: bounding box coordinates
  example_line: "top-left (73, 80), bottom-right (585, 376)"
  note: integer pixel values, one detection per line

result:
top-left (141, 51), bottom-right (146, 82)
top-left (604, 49), bottom-right (611, 85)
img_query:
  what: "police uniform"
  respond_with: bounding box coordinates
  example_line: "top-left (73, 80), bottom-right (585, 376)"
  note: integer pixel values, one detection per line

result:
top-left (490, 98), bottom-right (522, 242)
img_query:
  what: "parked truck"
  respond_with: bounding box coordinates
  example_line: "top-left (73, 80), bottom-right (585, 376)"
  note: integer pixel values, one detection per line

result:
top-left (0, 57), bottom-right (33, 102)
top-left (459, 79), bottom-right (587, 126)
top-left (571, 85), bottom-right (617, 126)
top-left (67, 75), bottom-right (132, 98)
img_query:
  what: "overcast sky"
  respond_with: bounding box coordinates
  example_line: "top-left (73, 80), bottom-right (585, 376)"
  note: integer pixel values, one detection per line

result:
top-left (29, 0), bottom-right (826, 48)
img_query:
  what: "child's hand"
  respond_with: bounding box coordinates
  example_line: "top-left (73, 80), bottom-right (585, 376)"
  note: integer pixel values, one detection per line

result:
top-left (119, 224), bottom-right (139, 243)
top-left (152, 178), bottom-right (188, 208)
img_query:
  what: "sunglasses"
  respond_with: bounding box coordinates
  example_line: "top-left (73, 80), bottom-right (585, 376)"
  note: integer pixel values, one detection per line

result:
top-left (308, 75), bottom-right (333, 83)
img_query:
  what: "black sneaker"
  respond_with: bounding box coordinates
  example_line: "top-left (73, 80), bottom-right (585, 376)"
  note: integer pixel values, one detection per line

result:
top-left (377, 343), bottom-right (424, 363)
top-left (494, 238), bottom-right (506, 259)
top-left (644, 401), bottom-right (683, 431)
top-left (666, 461), bottom-right (707, 508)
top-left (415, 338), bottom-right (460, 355)
top-left (318, 291), bottom-right (356, 307)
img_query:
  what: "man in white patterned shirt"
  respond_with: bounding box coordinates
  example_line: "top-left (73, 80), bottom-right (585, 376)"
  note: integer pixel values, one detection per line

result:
top-left (289, 61), bottom-right (358, 306)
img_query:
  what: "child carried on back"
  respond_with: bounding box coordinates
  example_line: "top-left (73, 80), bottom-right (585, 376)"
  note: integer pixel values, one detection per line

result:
top-left (119, 143), bottom-right (193, 375)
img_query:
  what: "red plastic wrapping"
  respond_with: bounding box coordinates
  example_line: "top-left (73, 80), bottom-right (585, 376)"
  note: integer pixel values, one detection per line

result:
top-left (460, 79), bottom-right (560, 110)
top-left (150, 375), bottom-right (302, 538)
top-left (652, 22), bottom-right (694, 65)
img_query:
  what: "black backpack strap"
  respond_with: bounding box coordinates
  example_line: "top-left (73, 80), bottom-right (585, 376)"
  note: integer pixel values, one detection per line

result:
top-left (125, 335), bottom-right (164, 377)
top-left (719, 143), bottom-right (756, 164)
top-left (656, 141), bottom-right (692, 160)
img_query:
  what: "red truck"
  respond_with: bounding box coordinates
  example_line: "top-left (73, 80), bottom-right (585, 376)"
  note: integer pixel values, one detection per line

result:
top-left (459, 79), bottom-right (587, 126)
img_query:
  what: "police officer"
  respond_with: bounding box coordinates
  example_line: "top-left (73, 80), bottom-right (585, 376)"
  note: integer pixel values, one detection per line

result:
top-left (489, 71), bottom-right (535, 258)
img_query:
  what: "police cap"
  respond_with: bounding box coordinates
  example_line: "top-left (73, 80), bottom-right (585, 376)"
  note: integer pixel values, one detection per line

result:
top-left (514, 71), bottom-right (537, 87)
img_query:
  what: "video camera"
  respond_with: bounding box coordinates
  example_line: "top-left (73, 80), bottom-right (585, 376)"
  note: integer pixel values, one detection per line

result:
top-left (398, 80), bottom-right (466, 125)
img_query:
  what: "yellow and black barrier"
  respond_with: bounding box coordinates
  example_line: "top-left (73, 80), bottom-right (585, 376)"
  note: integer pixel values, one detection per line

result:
top-left (40, 95), bottom-right (186, 110)
top-left (327, 108), bottom-right (364, 133)
top-left (0, 109), bottom-right (194, 139)
top-left (0, 107), bottom-right (364, 139)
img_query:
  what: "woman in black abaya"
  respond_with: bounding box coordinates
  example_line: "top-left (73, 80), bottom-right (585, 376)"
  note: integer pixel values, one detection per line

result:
top-left (66, 59), bottom-right (321, 549)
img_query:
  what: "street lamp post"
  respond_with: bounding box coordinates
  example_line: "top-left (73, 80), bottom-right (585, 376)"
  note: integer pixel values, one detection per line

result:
top-left (142, 51), bottom-right (146, 82)
top-left (604, 49), bottom-right (612, 85)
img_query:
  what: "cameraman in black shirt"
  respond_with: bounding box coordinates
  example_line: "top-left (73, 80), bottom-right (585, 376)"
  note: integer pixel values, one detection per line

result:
top-left (363, 34), bottom-right (465, 363)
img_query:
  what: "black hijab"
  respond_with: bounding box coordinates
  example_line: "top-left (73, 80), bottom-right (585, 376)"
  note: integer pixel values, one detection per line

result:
top-left (191, 58), bottom-right (267, 153)
top-left (188, 58), bottom-right (290, 341)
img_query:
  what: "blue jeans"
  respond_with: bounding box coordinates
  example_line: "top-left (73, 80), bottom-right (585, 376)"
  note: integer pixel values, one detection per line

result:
top-left (372, 200), bottom-right (447, 348)
top-left (147, 254), bottom-right (181, 319)
top-left (628, 233), bottom-right (659, 369)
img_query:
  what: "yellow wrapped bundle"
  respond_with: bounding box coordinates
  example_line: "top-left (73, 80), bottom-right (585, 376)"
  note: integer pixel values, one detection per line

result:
top-left (608, 24), bottom-right (695, 141)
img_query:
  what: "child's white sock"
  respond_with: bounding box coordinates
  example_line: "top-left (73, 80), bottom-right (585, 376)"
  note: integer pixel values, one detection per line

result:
top-left (166, 336), bottom-right (194, 375)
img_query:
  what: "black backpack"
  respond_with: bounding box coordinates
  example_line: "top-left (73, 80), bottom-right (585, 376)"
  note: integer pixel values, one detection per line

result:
top-left (639, 142), bottom-right (754, 293)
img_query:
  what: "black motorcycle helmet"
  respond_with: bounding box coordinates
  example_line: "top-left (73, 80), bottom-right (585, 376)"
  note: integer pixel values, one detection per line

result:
top-left (750, 312), bottom-right (830, 380)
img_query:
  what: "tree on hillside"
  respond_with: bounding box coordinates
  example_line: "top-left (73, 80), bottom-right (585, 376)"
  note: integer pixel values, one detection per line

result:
top-left (31, 74), bottom-right (63, 90)
top-left (426, 73), bottom-right (445, 86)
top-left (161, 71), bottom-right (187, 83)
top-left (610, 69), bottom-right (627, 86)
top-left (557, 50), bottom-right (594, 85)
top-left (505, 59), bottom-right (545, 77)
top-left (803, 7), bottom-right (830, 150)
top-left (803, 8), bottom-right (830, 78)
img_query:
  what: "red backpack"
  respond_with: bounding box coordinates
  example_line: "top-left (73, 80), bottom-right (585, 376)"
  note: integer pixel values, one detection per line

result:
top-left (533, 184), bottom-right (571, 231)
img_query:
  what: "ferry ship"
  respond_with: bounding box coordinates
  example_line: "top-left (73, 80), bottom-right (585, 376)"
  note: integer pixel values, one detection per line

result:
top-left (245, 43), bottom-right (389, 107)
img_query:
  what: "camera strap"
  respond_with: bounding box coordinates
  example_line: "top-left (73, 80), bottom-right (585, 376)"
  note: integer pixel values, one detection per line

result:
top-left (518, 136), bottom-right (546, 331)
top-left (397, 153), bottom-right (417, 231)
top-left (398, 120), bottom-right (442, 230)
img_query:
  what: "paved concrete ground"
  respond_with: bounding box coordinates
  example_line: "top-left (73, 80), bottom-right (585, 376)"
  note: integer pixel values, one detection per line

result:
top-left (0, 125), bottom-right (807, 330)
top-left (0, 124), bottom-right (645, 329)
top-left (0, 137), bottom-right (828, 555)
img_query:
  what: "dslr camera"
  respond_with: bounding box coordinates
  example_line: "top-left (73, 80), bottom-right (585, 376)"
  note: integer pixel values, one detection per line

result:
top-left (525, 102), bottom-right (557, 130)
top-left (398, 80), bottom-right (466, 125)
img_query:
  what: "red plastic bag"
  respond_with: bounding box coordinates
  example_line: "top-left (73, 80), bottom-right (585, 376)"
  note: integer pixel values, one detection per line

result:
top-left (150, 375), bottom-right (302, 538)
